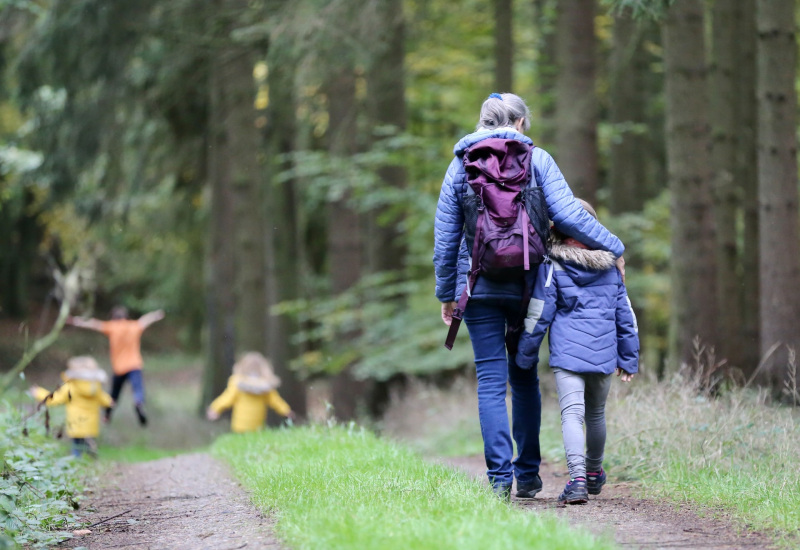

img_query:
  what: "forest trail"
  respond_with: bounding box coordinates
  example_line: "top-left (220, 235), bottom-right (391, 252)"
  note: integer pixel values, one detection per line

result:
top-left (445, 455), bottom-right (776, 550)
top-left (64, 453), bottom-right (281, 550)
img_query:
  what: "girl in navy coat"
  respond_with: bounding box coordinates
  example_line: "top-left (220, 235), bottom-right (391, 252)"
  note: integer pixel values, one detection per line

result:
top-left (516, 200), bottom-right (639, 506)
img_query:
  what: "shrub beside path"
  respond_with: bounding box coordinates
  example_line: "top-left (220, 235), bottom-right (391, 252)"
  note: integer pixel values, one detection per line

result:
top-left (445, 455), bottom-right (775, 550)
top-left (65, 453), bottom-right (281, 549)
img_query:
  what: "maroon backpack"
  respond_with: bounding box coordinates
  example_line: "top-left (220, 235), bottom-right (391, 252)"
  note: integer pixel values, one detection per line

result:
top-left (444, 138), bottom-right (549, 351)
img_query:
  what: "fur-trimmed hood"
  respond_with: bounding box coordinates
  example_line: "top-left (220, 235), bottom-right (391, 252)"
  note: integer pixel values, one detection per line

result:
top-left (549, 240), bottom-right (616, 271)
top-left (235, 374), bottom-right (279, 395)
top-left (549, 236), bottom-right (617, 286)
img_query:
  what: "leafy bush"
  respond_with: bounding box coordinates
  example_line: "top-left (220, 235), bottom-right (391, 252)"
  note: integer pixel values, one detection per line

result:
top-left (0, 403), bottom-right (84, 547)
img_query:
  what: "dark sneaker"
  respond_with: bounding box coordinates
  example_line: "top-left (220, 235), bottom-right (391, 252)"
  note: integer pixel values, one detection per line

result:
top-left (135, 403), bottom-right (148, 427)
top-left (515, 475), bottom-right (543, 499)
top-left (586, 469), bottom-right (606, 495)
top-left (557, 478), bottom-right (588, 507)
top-left (492, 483), bottom-right (512, 502)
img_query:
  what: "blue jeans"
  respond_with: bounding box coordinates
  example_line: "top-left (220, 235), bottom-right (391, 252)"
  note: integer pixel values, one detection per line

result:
top-left (110, 369), bottom-right (146, 405)
top-left (464, 298), bottom-right (542, 488)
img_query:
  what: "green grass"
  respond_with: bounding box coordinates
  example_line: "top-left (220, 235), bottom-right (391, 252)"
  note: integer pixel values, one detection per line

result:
top-left (605, 380), bottom-right (800, 542)
top-left (214, 424), bottom-right (615, 550)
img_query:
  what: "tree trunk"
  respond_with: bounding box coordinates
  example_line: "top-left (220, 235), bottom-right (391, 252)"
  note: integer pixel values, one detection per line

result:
top-left (662, 0), bottom-right (718, 367)
top-left (736, 0), bottom-right (760, 377)
top-left (366, 0), bottom-right (407, 275)
top-left (229, 49), bottom-right (266, 354)
top-left (494, 0), bottom-right (513, 92)
top-left (533, 0), bottom-right (557, 149)
top-left (555, 0), bottom-right (598, 203)
top-left (202, 42), bottom-right (238, 407)
top-left (709, 0), bottom-right (742, 367)
top-left (265, 58), bottom-right (307, 421)
top-left (755, 0), bottom-right (800, 390)
top-left (327, 69), bottom-right (366, 421)
top-left (608, 8), bottom-right (650, 214)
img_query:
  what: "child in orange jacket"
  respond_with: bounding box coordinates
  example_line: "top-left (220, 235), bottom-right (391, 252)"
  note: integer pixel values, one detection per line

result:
top-left (206, 352), bottom-right (295, 432)
top-left (30, 356), bottom-right (114, 457)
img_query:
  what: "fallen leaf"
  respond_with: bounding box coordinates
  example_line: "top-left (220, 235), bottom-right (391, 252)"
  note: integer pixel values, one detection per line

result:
top-left (72, 529), bottom-right (92, 536)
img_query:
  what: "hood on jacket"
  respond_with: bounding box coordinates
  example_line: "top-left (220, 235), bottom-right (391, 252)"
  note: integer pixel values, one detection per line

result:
top-left (62, 356), bottom-right (108, 385)
top-left (60, 377), bottom-right (105, 398)
top-left (232, 352), bottom-right (281, 393)
top-left (235, 374), bottom-right (276, 395)
top-left (549, 238), bottom-right (616, 286)
top-left (453, 128), bottom-right (533, 157)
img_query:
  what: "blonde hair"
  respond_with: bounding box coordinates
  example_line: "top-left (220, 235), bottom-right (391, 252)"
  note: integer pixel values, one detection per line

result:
top-left (64, 356), bottom-right (107, 382)
top-left (233, 352), bottom-right (281, 388)
top-left (577, 198), bottom-right (598, 219)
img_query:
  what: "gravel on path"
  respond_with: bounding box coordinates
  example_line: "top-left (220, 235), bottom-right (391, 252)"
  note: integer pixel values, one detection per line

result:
top-left (64, 453), bottom-right (281, 550)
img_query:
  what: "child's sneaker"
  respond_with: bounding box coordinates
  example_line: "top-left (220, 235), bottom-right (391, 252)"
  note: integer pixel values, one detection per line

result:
top-left (557, 478), bottom-right (588, 507)
top-left (515, 475), bottom-right (543, 499)
top-left (586, 469), bottom-right (606, 495)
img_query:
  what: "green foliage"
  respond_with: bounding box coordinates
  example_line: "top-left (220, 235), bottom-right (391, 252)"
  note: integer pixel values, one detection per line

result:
top-left (278, 273), bottom-right (474, 380)
top-left (214, 424), bottom-right (614, 550)
top-left (0, 404), bottom-right (84, 547)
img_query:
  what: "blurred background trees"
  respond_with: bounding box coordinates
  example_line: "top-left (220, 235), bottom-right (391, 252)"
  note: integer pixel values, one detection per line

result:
top-left (1, 0), bottom-right (799, 416)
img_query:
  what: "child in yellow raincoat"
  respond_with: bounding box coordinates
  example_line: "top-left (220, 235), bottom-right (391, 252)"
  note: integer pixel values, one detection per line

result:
top-left (30, 356), bottom-right (114, 457)
top-left (206, 352), bottom-right (295, 432)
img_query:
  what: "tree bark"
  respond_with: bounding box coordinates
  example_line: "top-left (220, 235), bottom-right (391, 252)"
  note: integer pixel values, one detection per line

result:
top-left (709, 0), bottom-right (742, 367)
top-left (202, 39), bottom-right (238, 407)
top-left (494, 0), bottom-right (513, 92)
top-left (555, 0), bottom-right (598, 203)
top-left (662, 0), bottom-right (718, 367)
top-left (609, 8), bottom-right (651, 214)
top-left (755, 0), bottom-right (800, 390)
top-left (265, 58), bottom-right (307, 420)
top-left (533, 0), bottom-right (557, 148)
top-left (229, 48), bottom-right (266, 354)
top-left (327, 68), bottom-right (366, 421)
top-left (366, 0), bottom-right (407, 275)
top-left (736, 0), bottom-right (760, 376)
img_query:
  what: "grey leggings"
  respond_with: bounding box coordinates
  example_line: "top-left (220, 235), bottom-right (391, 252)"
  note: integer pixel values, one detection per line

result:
top-left (553, 368), bottom-right (613, 479)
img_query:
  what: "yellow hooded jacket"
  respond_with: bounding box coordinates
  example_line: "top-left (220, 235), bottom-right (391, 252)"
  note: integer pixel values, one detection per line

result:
top-left (33, 376), bottom-right (113, 439)
top-left (208, 374), bottom-right (291, 433)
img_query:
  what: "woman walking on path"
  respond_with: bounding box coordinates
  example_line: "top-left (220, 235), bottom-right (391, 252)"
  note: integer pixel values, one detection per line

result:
top-left (67, 306), bottom-right (165, 426)
top-left (433, 93), bottom-right (625, 499)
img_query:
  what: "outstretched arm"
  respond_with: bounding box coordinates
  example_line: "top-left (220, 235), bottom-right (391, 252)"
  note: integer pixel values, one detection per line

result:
top-left (138, 309), bottom-right (165, 329)
top-left (66, 316), bottom-right (105, 332)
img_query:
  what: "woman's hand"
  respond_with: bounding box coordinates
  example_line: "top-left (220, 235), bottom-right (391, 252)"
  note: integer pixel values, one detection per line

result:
top-left (441, 302), bottom-right (457, 326)
top-left (206, 408), bottom-right (220, 421)
top-left (616, 367), bottom-right (634, 382)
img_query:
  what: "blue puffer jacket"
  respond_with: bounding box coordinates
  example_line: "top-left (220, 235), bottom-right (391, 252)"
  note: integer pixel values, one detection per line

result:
top-left (433, 128), bottom-right (625, 303)
top-left (515, 239), bottom-right (639, 375)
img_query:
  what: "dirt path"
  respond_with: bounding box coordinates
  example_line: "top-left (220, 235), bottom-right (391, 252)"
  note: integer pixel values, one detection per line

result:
top-left (444, 455), bottom-right (776, 550)
top-left (64, 453), bottom-right (281, 550)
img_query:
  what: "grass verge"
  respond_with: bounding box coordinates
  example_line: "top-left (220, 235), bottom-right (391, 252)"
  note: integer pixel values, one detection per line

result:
top-left (213, 424), bottom-right (614, 550)
top-left (605, 379), bottom-right (800, 543)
